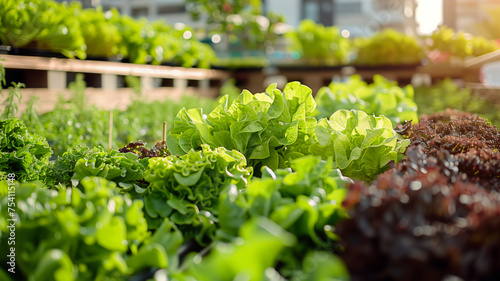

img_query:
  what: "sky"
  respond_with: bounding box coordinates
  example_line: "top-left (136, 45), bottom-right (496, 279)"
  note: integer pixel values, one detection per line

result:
top-left (416, 0), bottom-right (443, 34)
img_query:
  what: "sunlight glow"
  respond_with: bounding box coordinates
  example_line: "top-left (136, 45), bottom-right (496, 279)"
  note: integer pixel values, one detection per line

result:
top-left (416, 0), bottom-right (443, 34)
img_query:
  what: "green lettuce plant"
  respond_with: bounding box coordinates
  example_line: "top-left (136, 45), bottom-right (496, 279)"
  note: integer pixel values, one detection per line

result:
top-left (217, 155), bottom-right (348, 245)
top-left (354, 29), bottom-right (423, 65)
top-left (427, 26), bottom-right (498, 60)
top-left (143, 144), bottom-right (252, 242)
top-left (45, 145), bottom-right (145, 189)
top-left (173, 218), bottom-right (297, 281)
top-left (309, 109), bottom-right (410, 181)
top-left (77, 6), bottom-right (122, 58)
top-left (315, 75), bottom-right (419, 126)
top-left (71, 147), bottom-right (145, 189)
top-left (216, 155), bottom-right (349, 279)
top-left (45, 145), bottom-right (96, 187)
top-left (0, 178), bottom-right (174, 280)
top-left (286, 19), bottom-right (351, 65)
top-left (167, 81), bottom-right (317, 172)
top-left (0, 0), bottom-right (86, 59)
top-left (0, 118), bottom-right (52, 182)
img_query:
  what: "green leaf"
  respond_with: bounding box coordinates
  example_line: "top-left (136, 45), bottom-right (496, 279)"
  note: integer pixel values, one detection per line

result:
top-left (97, 216), bottom-right (127, 251)
top-left (311, 109), bottom-right (409, 181)
top-left (127, 243), bottom-right (168, 272)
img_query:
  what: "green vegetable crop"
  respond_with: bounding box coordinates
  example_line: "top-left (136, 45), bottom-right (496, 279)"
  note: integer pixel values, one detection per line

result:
top-left (167, 82), bottom-right (318, 172)
top-left (217, 155), bottom-right (349, 278)
top-left (315, 75), bottom-right (419, 126)
top-left (310, 109), bottom-right (410, 181)
top-left (71, 147), bottom-right (145, 189)
top-left (354, 29), bottom-right (423, 65)
top-left (143, 144), bottom-right (253, 241)
top-left (286, 19), bottom-right (351, 66)
top-left (0, 0), bottom-right (86, 59)
top-left (0, 178), bottom-right (171, 280)
top-left (0, 118), bottom-right (52, 182)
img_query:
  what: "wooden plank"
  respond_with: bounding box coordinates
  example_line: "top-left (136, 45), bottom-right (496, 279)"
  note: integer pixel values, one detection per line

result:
top-left (463, 50), bottom-right (500, 69)
top-left (0, 54), bottom-right (230, 80)
top-left (416, 63), bottom-right (465, 78)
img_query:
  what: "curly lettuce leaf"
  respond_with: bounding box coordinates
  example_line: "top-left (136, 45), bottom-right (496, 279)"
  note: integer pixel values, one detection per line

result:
top-left (0, 118), bottom-right (52, 182)
top-left (217, 155), bottom-right (349, 247)
top-left (0, 178), bottom-right (171, 280)
top-left (310, 109), bottom-right (410, 181)
top-left (143, 144), bottom-right (252, 243)
top-left (315, 75), bottom-right (419, 126)
top-left (71, 147), bottom-right (145, 188)
top-left (45, 145), bottom-right (95, 187)
top-left (167, 81), bottom-right (317, 172)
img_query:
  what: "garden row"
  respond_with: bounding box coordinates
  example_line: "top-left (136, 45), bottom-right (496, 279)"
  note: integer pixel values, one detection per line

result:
top-left (2, 0), bottom-right (499, 68)
top-left (287, 22), bottom-right (498, 66)
top-left (10, 71), bottom-right (500, 158)
top-left (0, 0), bottom-right (215, 67)
top-left (1, 66), bottom-right (500, 280)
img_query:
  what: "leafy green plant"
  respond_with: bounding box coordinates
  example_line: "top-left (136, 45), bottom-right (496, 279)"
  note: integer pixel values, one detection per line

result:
top-left (45, 145), bottom-right (96, 187)
top-left (0, 118), bottom-right (52, 182)
top-left (315, 75), bottom-right (419, 126)
top-left (167, 81), bottom-right (317, 172)
top-left (286, 19), bottom-right (351, 65)
top-left (426, 26), bottom-right (498, 60)
top-left (0, 1), bottom-right (214, 66)
top-left (71, 147), bottom-right (145, 189)
top-left (0, 0), bottom-right (86, 59)
top-left (174, 218), bottom-right (297, 281)
top-left (22, 96), bottom-right (43, 133)
top-left (309, 109), bottom-right (410, 181)
top-left (354, 29), bottom-right (423, 65)
top-left (1, 82), bottom-right (24, 118)
top-left (143, 144), bottom-right (253, 241)
top-left (0, 178), bottom-right (173, 280)
top-left (106, 11), bottom-right (215, 67)
top-left (414, 78), bottom-right (500, 127)
top-left (21, 74), bottom-right (109, 156)
top-left (218, 155), bottom-right (347, 242)
top-left (45, 144), bottom-right (146, 189)
top-left (216, 155), bottom-right (349, 278)
top-left (77, 6), bottom-right (122, 58)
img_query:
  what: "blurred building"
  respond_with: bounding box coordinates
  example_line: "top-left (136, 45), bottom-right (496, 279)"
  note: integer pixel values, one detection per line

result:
top-left (265, 0), bottom-right (418, 36)
top-left (84, 0), bottom-right (417, 37)
top-left (443, 0), bottom-right (500, 34)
